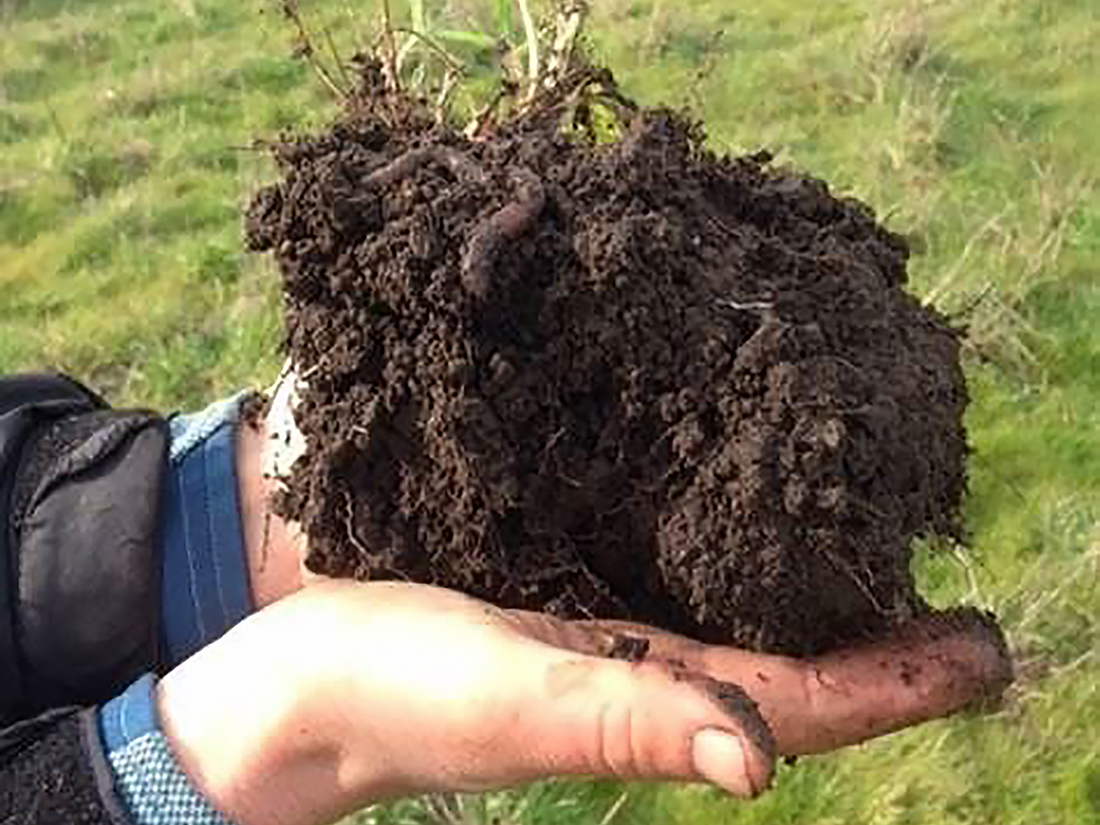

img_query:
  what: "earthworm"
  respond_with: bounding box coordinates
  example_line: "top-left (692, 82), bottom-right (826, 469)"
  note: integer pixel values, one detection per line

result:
top-left (364, 146), bottom-right (488, 188)
top-left (461, 166), bottom-right (546, 298)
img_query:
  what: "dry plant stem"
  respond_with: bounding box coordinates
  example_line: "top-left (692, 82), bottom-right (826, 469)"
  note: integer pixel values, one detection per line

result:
top-left (396, 32), bottom-right (418, 76)
top-left (461, 167), bottom-right (546, 298)
top-left (379, 0), bottom-right (401, 94)
top-left (392, 26), bottom-right (465, 73)
top-left (688, 29), bottom-right (725, 117)
top-left (517, 0), bottom-right (541, 94)
top-left (544, 2), bottom-right (587, 86)
top-left (465, 86), bottom-right (512, 140)
top-left (460, 1), bottom-right (591, 138)
top-left (435, 69), bottom-right (462, 125)
top-left (365, 147), bottom-right (488, 189)
top-left (281, 0), bottom-right (348, 99)
top-left (323, 25), bottom-right (353, 91)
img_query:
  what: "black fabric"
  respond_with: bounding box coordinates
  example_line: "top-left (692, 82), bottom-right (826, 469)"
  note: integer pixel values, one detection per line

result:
top-left (0, 707), bottom-right (128, 825)
top-left (0, 704), bottom-right (80, 761)
top-left (0, 374), bottom-right (167, 729)
top-left (0, 375), bottom-right (103, 725)
top-left (0, 374), bottom-right (105, 416)
top-left (10, 409), bottom-right (120, 522)
top-left (18, 416), bottom-right (167, 710)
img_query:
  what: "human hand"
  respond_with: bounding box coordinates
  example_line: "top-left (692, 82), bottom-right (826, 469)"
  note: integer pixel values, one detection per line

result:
top-left (157, 580), bottom-right (1011, 825)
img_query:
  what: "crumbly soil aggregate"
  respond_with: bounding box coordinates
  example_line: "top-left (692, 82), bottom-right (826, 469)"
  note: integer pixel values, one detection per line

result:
top-left (246, 83), bottom-right (969, 656)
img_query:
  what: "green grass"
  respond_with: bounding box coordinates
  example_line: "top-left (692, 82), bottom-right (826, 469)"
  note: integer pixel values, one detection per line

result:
top-left (3, 0), bottom-right (1099, 823)
top-left (0, 0), bottom-right (347, 404)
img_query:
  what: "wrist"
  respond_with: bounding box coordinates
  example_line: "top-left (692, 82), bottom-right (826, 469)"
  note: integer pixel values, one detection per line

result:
top-left (236, 412), bottom-right (308, 608)
top-left (155, 598), bottom-right (349, 825)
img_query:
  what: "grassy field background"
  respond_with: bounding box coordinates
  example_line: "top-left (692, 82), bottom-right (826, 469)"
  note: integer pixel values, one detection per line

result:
top-left (2, 0), bottom-right (1098, 822)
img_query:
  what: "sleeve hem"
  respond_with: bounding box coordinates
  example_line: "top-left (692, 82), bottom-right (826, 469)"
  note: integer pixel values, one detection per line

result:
top-left (82, 706), bottom-right (137, 825)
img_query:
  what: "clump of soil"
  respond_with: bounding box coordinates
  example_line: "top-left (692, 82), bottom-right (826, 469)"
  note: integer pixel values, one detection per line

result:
top-left (246, 71), bottom-right (968, 656)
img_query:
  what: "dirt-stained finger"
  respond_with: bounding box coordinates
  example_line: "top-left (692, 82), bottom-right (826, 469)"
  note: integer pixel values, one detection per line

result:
top-left (512, 607), bottom-right (1013, 757)
top-left (508, 610), bottom-right (708, 663)
top-left (506, 609), bottom-right (624, 657)
top-left (682, 607), bottom-right (1013, 756)
top-left (746, 608), bottom-right (1014, 756)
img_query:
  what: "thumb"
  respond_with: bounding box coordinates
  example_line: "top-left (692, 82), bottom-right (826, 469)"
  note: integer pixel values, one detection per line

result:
top-left (518, 655), bottom-right (777, 798)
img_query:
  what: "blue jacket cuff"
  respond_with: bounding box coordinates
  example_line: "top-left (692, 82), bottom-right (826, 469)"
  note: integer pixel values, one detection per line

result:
top-left (159, 395), bottom-right (255, 667)
top-left (99, 675), bottom-right (236, 825)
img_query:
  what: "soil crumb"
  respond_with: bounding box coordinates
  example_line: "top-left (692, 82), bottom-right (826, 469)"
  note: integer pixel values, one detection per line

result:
top-left (246, 75), bottom-right (968, 655)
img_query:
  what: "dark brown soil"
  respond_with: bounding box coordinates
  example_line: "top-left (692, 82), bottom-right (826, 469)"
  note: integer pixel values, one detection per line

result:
top-left (246, 85), bottom-right (969, 656)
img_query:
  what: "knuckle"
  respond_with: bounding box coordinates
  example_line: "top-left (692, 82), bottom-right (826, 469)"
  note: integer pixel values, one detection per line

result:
top-left (594, 701), bottom-right (644, 779)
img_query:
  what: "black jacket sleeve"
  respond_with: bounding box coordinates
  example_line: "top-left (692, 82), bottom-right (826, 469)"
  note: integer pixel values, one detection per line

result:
top-left (0, 705), bottom-right (130, 824)
top-left (0, 374), bottom-right (168, 736)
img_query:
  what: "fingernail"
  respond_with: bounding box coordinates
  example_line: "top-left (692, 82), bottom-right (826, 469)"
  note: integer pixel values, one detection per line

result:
top-left (691, 728), bottom-right (758, 797)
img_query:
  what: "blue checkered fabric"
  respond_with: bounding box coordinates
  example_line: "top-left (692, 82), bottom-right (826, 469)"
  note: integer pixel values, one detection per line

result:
top-left (95, 395), bottom-right (257, 825)
top-left (100, 676), bottom-right (235, 825)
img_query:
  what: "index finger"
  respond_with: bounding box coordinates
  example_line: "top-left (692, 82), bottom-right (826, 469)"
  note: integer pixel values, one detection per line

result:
top-left (727, 610), bottom-right (1012, 755)
top-left (511, 608), bottom-right (1013, 757)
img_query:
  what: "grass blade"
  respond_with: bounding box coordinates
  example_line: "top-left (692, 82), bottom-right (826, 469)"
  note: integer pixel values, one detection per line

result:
top-left (409, 0), bottom-right (427, 34)
top-left (494, 0), bottom-right (515, 36)
top-left (437, 29), bottom-right (499, 50)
